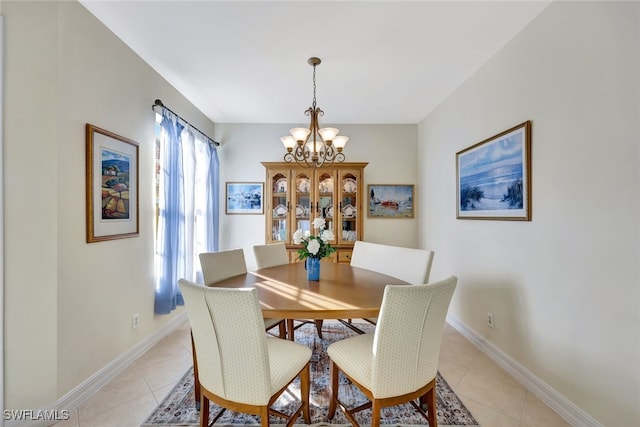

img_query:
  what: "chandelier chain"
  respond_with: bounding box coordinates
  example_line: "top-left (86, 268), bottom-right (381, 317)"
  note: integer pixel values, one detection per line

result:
top-left (312, 63), bottom-right (317, 109)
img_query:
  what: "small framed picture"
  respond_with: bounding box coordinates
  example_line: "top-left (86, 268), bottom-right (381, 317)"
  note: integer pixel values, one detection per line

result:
top-left (367, 184), bottom-right (414, 218)
top-left (86, 124), bottom-right (139, 242)
top-left (456, 121), bottom-right (532, 220)
top-left (225, 182), bottom-right (264, 214)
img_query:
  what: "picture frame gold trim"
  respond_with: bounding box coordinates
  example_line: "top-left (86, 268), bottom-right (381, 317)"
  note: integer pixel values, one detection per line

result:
top-left (86, 124), bottom-right (140, 242)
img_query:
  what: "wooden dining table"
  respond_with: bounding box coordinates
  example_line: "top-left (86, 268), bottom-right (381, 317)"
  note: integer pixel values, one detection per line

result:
top-left (213, 261), bottom-right (409, 339)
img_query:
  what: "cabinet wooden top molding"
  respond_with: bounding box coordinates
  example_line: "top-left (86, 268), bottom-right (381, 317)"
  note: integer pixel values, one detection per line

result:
top-left (261, 161), bottom-right (369, 169)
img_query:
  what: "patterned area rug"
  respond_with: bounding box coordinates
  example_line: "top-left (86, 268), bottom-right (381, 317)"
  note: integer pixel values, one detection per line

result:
top-left (142, 322), bottom-right (478, 426)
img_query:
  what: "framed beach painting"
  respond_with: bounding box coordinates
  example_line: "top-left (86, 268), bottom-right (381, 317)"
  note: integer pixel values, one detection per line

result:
top-left (367, 184), bottom-right (414, 218)
top-left (86, 124), bottom-right (139, 242)
top-left (456, 121), bottom-right (532, 220)
top-left (226, 182), bottom-right (264, 214)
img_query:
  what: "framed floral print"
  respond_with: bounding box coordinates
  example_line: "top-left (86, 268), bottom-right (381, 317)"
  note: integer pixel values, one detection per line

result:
top-left (86, 124), bottom-right (139, 242)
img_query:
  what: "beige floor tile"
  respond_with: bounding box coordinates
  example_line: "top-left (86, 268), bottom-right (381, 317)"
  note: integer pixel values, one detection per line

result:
top-left (520, 392), bottom-right (572, 427)
top-left (135, 335), bottom-right (191, 369)
top-left (137, 349), bottom-right (193, 391)
top-left (469, 351), bottom-right (523, 389)
top-left (439, 333), bottom-right (482, 368)
top-left (456, 367), bottom-right (528, 420)
top-left (52, 409), bottom-right (79, 427)
top-left (438, 358), bottom-right (468, 389)
top-left (78, 393), bottom-right (158, 427)
top-left (459, 395), bottom-right (520, 427)
top-left (77, 363), bottom-right (151, 421)
top-left (152, 381), bottom-right (179, 404)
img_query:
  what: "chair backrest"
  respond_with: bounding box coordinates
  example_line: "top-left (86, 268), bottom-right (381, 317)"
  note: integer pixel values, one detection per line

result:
top-left (199, 248), bottom-right (247, 286)
top-left (253, 242), bottom-right (289, 269)
top-left (178, 279), bottom-right (272, 405)
top-left (371, 276), bottom-right (457, 398)
top-left (350, 241), bottom-right (434, 284)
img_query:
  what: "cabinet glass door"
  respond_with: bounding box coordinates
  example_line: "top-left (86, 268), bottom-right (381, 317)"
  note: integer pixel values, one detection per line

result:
top-left (293, 170), bottom-right (312, 235)
top-left (270, 172), bottom-right (289, 242)
top-left (316, 170), bottom-right (337, 242)
top-left (339, 170), bottom-right (360, 244)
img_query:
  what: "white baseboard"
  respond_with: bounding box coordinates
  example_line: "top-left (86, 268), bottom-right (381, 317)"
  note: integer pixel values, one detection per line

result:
top-left (446, 314), bottom-right (603, 427)
top-left (5, 312), bottom-right (188, 427)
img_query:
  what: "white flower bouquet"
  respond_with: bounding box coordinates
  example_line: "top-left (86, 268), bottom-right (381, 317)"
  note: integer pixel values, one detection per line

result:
top-left (293, 217), bottom-right (336, 261)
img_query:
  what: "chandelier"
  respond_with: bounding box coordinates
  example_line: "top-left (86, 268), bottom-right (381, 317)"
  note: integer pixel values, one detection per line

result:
top-left (281, 57), bottom-right (348, 168)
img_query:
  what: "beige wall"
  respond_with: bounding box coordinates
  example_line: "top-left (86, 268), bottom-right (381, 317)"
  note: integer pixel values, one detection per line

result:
top-left (214, 123), bottom-right (419, 270)
top-left (418, 1), bottom-right (639, 426)
top-left (3, 0), bottom-right (58, 408)
top-left (2, 0), bottom-right (215, 408)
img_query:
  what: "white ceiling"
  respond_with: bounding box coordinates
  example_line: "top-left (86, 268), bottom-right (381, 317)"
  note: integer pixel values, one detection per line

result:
top-left (79, 0), bottom-right (551, 124)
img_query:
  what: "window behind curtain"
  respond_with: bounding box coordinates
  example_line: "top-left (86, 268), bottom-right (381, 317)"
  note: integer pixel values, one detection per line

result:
top-left (154, 112), bottom-right (219, 314)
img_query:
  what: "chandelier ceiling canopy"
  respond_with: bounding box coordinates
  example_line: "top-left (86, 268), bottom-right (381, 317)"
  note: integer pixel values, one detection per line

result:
top-left (281, 57), bottom-right (348, 168)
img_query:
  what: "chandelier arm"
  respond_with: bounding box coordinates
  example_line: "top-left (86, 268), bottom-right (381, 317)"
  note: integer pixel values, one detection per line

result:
top-left (325, 144), bottom-right (335, 159)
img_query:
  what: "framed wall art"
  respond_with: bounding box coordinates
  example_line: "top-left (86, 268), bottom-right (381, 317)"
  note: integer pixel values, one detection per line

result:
top-left (367, 184), bottom-right (414, 218)
top-left (86, 123), bottom-right (139, 242)
top-left (226, 182), bottom-right (264, 214)
top-left (456, 120), bottom-right (532, 220)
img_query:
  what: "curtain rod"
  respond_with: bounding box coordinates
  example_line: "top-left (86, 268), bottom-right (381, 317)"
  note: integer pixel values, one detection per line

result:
top-left (152, 99), bottom-right (220, 146)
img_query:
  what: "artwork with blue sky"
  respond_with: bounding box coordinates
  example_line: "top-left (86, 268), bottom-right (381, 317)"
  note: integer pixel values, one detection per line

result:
top-left (458, 128), bottom-right (525, 212)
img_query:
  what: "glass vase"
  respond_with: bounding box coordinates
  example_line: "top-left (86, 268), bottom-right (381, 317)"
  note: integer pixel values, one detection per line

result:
top-left (306, 257), bottom-right (321, 281)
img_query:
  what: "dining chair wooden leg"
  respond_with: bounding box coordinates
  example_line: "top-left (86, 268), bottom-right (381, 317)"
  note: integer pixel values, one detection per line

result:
top-left (315, 319), bottom-right (323, 339)
top-left (426, 385), bottom-right (437, 427)
top-left (327, 360), bottom-right (339, 419)
top-left (286, 319), bottom-right (295, 341)
top-left (199, 393), bottom-right (209, 427)
top-left (371, 400), bottom-right (382, 427)
top-left (259, 407), bottom-right (269, 427)
top-left (300, 363), bottom-right (311, 423)
top-left (191, 331), bottom-right (201, 408)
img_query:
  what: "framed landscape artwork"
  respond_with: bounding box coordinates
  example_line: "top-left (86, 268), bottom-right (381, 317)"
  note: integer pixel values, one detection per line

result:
top-left (86, 124), bottom-right (139, 242)
top-left (456, 120), bottom-right (532, 221)
top-left (226, 182), bottom-right (264, 214)
top-left (367, 184), bottom-right (414, 218)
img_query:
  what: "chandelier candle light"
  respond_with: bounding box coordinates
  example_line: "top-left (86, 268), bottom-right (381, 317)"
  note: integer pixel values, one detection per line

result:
top-left (281, 57), bottom-right (348, 168)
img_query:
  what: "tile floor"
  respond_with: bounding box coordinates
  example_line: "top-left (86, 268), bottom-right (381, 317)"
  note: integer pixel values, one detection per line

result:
top-left (54, 319), bottom-right (570, 427)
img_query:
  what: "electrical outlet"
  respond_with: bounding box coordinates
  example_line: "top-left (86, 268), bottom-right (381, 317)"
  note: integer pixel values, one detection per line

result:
top-left (132, 314), bottom-right (140, 329)
top-left (487, 312), bottom-right (495, 328)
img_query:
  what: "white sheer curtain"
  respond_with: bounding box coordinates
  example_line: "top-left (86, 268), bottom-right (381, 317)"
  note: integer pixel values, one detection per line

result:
top-left (154, 110), bottom-right (219, 314)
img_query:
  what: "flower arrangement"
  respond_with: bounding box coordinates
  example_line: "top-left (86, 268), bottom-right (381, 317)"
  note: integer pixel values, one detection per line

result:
top-left (293, 218), bottom-right (336, 261)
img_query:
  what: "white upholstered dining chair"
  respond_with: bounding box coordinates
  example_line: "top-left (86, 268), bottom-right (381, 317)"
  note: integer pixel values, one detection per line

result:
top-left (199, 249), bottom-right (286, 339)
top-left (327, 276), bottom-right (457, 427)
top-left (179, 280), bottom-right (311, 427)
top-left (350, 240), bottom-right (434, 284)
top-left (252, 242), bottom-right (324, 340)
top-left (252, 242), bottom-right (289, 269)
top-left (348, 240), bottom-right (435, 329)
top-left (194, 249), bottom-right (286, 406)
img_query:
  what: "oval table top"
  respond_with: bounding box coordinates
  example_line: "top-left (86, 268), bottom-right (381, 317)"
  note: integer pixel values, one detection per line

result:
top-left (212, 261), bottom-right (408, 320)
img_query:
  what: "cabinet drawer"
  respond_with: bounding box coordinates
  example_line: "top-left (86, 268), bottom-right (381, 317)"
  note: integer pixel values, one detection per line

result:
top-left (337, 251), bottom-right (353, 264)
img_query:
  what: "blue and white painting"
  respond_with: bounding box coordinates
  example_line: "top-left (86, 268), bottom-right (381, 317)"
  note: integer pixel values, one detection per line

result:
top-left (226, 182), bottom-right (263, 214)
top-left (457, 122), bottom-right (530, 219)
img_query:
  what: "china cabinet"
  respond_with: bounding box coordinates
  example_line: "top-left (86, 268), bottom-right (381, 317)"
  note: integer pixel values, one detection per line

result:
top-left (262, 162), bottom-right (367, 263)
